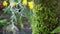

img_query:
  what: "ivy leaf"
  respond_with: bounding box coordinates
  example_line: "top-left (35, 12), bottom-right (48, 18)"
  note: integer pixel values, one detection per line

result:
top-left (51, 26), bottom-right (60, 33)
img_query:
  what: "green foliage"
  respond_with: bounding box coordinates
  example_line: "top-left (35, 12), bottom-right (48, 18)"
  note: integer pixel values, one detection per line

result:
top-left (51, 26), bottom-right (60, 33)
top-left (31, 0), bottom-right (58, 34)
top-left (2, 0), bottom-right (33, 27)
top-left (0, 0), bottom-right (59, 34)
top-left (0, 19), bottom-right (8, 26)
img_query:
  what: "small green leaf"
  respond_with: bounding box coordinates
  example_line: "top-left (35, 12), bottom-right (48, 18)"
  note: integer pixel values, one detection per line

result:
top-left (51, 26), bottom-right (60, 33)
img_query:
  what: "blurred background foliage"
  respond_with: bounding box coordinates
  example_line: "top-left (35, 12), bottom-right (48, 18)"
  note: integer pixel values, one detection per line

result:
top-left (0, 0), bottom-right (59, 34)
top-left (32, 0), bottom-right (59, 34)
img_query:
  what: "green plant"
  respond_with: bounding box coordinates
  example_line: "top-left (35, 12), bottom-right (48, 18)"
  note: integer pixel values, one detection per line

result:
top-left (51, 26), bottom-right (60, 33)
top-left (0, 19), bottom-right (8, 27)
top-left (2, 0), bottom-right (33, 29)
top-left (31, 0), bottom-right (58, 34)
top-left (0, 0), bottom-right (59, 34)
